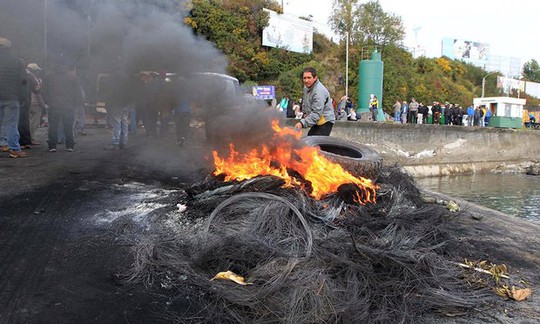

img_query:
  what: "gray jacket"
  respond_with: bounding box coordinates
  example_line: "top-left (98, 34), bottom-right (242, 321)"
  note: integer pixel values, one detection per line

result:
top-left (300, 79), bottom-right (335, 128)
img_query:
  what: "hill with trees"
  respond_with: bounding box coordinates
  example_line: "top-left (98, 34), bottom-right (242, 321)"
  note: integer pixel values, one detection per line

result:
top-left (185, 0), bottom-right (539, 111)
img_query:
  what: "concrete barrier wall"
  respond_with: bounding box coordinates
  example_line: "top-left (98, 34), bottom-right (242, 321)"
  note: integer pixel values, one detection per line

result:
top-left (286, 119), bottom-right (540, 177)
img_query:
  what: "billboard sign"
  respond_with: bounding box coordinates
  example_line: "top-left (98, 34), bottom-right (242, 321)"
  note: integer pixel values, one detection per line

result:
top-left (452, 39), bottom-right (489, 61)
top-left (252, 85), bottom-right (276, 100)
top-left (262, 9), bottom-right (313, 54)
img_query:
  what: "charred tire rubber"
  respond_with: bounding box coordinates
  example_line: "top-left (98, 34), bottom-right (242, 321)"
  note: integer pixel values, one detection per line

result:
top-left (299, 136), bottom-right (382, 181)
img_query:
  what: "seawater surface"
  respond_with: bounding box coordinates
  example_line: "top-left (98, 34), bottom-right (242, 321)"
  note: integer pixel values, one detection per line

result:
top-left (416, 173), bottom-right (540, 224)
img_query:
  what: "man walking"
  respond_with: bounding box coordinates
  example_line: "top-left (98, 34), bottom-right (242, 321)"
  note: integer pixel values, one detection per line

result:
top-left (0, 37), bottom-right (28, 158)
top-left (295, 67), bottom-right (335, 136)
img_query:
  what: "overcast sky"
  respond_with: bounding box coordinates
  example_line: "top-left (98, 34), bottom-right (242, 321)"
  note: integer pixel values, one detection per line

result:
top-left (284, 0), bottom-right (539, 64)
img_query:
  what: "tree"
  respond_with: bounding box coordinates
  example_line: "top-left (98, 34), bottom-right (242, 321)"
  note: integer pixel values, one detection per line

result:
top-left (353, 0), bottom-right (405, 48)
top-left (329, 0), bottom-right (358, 43)
top-left (522, 59), bottom-right (540, 82)
top-left (329, 0), bottom-right (404, 48)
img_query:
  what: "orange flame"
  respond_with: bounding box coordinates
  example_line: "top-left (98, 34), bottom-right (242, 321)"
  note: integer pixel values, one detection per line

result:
top-left (212, 120), bottom-right (378, 204)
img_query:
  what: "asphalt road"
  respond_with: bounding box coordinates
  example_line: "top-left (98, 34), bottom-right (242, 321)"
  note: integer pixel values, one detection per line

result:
top-left (0, 125), bottom-right (210, 323)
top-left (1, 124), bottom-right (539, 323)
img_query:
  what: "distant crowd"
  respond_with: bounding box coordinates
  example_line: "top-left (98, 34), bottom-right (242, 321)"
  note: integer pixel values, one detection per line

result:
top-left (277, 94), bottom-right (493, 127)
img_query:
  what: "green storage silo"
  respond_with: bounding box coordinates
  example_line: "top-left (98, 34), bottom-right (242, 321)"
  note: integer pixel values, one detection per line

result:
top-left (358, 50), bottom-right (384, 121)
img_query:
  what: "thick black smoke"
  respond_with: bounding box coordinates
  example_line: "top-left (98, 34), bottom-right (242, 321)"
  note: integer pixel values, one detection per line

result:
top-left (0, 0), bottom-right (227, 75)
top-left (0, 0), bottom-right (238, 115)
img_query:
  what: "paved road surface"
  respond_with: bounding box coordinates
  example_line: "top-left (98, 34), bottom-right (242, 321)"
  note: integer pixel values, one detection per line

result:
top-left (1, 125), bottom-right (539, 323)
top-left (0, 125), bottom-right (209, 323)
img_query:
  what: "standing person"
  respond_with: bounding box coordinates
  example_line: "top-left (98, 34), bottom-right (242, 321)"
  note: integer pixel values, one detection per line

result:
top-left (485, 108), bottom-right (492, 126)
top-left (480, 106), bottom-right (486, 127)
top-left (432, 101), bottom-right (441, 125)
top-left (42, 56), bottom-right (83, 152)
top-left (102, 71), bottom-right (133, 150)
top-left (408, 98), bottom-right (419, 124)
top-left (134, 72), bottom-right (152, 135)
top-left (18, 59), bottom-right (34, 149)
top-left (466, 104), bottom-right (474, 127)
top-left (26, 63), bottom-right (46, 145)
top-left (294, 67), bottom-right (335, 136)
top-left (417, 102), bottom-right (426, 124)
top-left (172, 77), bottom-right (191, 147)
top-left (0, 37), bottom-right (28, 158)
top-left (142, 72), bottom-right (159, 137)
top-left (286, 96), bottom-right (296, 118)
top-left (443, 103), bottom-right (452, 125)
top-left (473, 106), bottom-right (481, 126)
top-left (73, 85), bottom-right (87, 136)
top-left (156, 71), bottom-right (173, 137)
top-left (400, 100), bottom-right (408, 124)
top-left (422, 103), bottom-right (430, 124)
top-left (453, 104), bottom-right (463, 126)
top-left (392, 100), bottom-right (401, 122)
top-left (369, 94), bottom-right (379, 122)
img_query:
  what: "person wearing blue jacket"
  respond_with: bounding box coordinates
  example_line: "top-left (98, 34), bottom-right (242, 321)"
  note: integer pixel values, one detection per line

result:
top-left (466, 105), bottom-right (474, 126)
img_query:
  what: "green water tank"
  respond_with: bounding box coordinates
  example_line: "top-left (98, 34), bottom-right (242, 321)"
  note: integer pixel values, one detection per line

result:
top-left (358, 50), bottom-right (384, 120)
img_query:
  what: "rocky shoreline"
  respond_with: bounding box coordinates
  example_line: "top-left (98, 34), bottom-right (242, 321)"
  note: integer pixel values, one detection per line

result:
top-left (492, 160), bottom-right (540, 175)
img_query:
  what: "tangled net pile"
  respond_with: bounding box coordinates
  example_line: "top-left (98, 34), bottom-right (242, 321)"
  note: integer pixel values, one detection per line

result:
top-left (120, 167), bottom-right (489, 323)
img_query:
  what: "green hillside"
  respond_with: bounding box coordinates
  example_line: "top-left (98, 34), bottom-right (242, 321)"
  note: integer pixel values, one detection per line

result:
top-left (186, 0), bottom-right (539, 111)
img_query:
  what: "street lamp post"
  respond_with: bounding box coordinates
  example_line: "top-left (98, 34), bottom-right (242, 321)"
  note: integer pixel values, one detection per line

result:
top-left (345, 31), bottom-right (349, 98)
top-left (482, 71), bottom-right (497, 98)
top-left (43, 0), bottom-right (48, 63)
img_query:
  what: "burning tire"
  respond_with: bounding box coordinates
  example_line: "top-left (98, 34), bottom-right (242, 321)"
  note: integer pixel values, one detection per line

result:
top-left (299, 136), bottom-right (382, 181)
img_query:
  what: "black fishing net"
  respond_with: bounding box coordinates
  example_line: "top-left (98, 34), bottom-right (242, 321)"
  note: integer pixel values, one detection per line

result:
top-left (119, 166), bottom-right (490, 323)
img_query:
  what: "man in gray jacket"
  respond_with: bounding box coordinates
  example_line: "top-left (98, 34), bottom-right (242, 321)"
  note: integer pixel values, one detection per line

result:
top-left (295, 67), bottom-right (335, 136)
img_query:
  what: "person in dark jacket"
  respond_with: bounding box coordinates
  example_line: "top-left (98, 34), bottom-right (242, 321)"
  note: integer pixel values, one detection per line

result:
top-left (432, 102), bottom-right (441, 125)
top-left (42, 56), bottom-right (83, 152)
top-left (0, 37), bottom-right (28, 158)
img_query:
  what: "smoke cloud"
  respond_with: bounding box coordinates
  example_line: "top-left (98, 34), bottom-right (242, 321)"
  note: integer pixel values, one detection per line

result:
top-left (0, 0), bottom-right (227, 75)
top-left (0, 0), bottom-right (284, 173)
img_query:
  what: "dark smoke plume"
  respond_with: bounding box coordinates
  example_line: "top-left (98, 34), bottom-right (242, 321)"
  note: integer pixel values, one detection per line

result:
top-left (0, 0), bottom-right (227, 76)
top-left (1, 0), bottom-right (278, 166)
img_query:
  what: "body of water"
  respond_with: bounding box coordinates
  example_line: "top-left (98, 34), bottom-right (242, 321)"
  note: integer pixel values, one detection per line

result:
top-left (416, 173), bottom-right (540, 224)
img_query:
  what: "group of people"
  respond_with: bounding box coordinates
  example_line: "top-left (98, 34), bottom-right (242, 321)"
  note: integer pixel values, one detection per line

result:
top-left (0, 36), bottom-right (199, 159)
top-left (99, 70), bottom-right (201, 149)
top-left (392, 99), bottom-right (492, 127)
top-left (0, 36), bottom-right (89, 157)
top-left (285, 91), bottom-right (380, 125)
